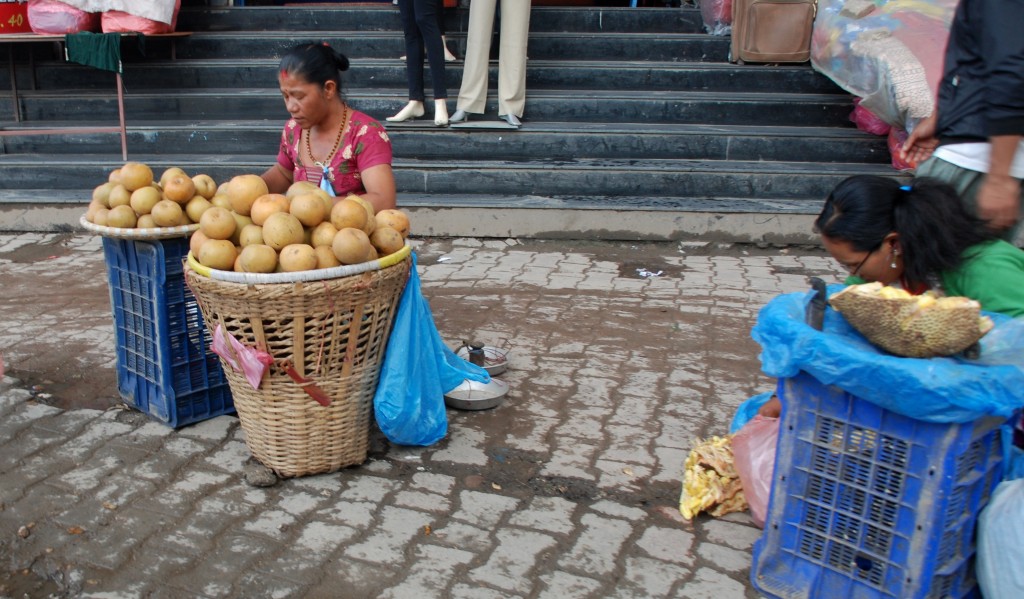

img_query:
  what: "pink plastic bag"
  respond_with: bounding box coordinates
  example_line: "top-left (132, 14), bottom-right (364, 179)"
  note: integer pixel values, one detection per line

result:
top-left (731, 414), bottom-right (779, 528)
top-left (888, 127), bottom-right (915, 171)
top-left (850, 98), bottom-right (891, 137)
top-left (211, 324), bottom-right (273, 390)
top-left (28, 0), bottom-right (99, 34)
top-left (101, 0), bottom-right (179, 34)
top-left (700, 0), bottom-right (732, 36)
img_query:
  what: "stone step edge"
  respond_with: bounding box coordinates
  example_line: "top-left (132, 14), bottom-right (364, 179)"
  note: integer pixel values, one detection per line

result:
top-left (0, 120), bottom-right (873, 140)
top-left (0, 158), bottom-right (899, 176)
top-left (177, 31), bottom-right (723, 40)
top-left (0, 199), bottom-right (822, 244)
top-left (31, 57), bottom-right (822, 73)
top-left (7, 87), bottom-right (851, 103)
top-left (0, 190), bottom-right (826, 213)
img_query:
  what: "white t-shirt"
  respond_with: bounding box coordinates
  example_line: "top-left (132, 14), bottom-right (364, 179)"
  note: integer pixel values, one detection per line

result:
top-left (933, 141), bottom-right (1024, 178)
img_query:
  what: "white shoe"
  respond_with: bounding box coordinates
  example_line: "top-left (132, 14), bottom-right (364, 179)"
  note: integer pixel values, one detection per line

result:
top-left (386, 101), bottom-right (425, 122)
top-left (434, 100), bottom-right (449, 126)
top-left (403, 51), bottom-right (455, 62)
top-left (442, 36), bottom-right (457, 62)
top-left (449, 109), bottom-right (469, 124)
top-left (500, 114), bottom-right (521, 127)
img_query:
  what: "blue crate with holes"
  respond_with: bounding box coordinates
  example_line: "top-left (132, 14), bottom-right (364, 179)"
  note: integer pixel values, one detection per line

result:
top-left (751, 371), bottom-right (1005, 599)
top-left (103, 236), bottom-right (233, 428)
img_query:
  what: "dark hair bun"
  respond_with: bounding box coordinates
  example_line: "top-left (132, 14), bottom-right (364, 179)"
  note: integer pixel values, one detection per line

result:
top-left (335, 52), bottom-right (350, 72)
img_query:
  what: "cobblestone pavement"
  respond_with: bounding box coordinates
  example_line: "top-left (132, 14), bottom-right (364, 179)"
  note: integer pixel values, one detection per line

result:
top-left (0, 233), bottom-right (842, 598)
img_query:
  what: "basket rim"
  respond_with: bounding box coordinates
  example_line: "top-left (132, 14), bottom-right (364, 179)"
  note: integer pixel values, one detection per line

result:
top-left (186, 243), bottom-right (412, 284)
top-left (79, 214), bottom-right (198, 240)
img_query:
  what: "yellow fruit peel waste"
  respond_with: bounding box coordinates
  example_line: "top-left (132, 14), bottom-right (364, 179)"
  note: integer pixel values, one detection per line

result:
top-left (679, 434), bottom-right (747, 521)
top-left (829, 282), bottom-right (994, 358)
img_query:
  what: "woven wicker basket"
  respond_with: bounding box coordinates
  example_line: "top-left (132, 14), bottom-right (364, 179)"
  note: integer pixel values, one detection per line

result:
top-left (184, 256), bottom-right (411, 477)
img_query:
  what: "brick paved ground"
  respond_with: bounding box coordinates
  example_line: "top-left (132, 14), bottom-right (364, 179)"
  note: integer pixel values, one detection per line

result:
top-left (0, 233), bottom-right (841, 598)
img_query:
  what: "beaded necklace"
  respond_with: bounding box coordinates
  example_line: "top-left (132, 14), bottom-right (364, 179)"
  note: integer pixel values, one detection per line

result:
top-left (304, 104), bottom-right (349, 186)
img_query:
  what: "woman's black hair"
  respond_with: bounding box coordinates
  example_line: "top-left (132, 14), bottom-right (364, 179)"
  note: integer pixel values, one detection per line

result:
top-left (279, 43), bottom-right (350, 98)
top-left (814, 174), bottom-right (996, 287)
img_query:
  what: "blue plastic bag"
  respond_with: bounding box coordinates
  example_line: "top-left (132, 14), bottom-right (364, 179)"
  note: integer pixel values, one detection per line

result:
top-left (751, 285), bottom-right (1024, 423)
top-left (1001, 423), bottom-right (1024, 481)
top-left (374, 252), bottom-right (490, 446)
top-left (729, 391), bottom-right (773, 433)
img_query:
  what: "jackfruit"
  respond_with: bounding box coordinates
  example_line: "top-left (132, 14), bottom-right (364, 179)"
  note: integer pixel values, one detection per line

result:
top-left (829, 282), bottom-right (994, 358)
top-left (679, 435), bottom-right (747, 521)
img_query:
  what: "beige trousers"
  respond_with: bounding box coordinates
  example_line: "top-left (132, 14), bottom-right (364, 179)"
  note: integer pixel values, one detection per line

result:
top-left (456, 0), bottom-right (531, 118)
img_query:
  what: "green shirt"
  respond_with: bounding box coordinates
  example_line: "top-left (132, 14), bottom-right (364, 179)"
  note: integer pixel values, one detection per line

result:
top-left (941, 240), bottom-right (1024, 318)
top-left (845, 240), bottom-right (1024, 318)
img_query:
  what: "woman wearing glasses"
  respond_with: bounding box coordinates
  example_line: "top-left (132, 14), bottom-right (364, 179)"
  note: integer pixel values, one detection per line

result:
top-left (816, 174), bottom-right (1024, 317)
top-left (758, 174), bottom-right (1024, 419)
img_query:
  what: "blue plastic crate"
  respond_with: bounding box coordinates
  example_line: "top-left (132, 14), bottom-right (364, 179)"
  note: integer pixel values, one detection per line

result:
top-left (103, 237), bottom-right (233, 428)
top-left (751, 371), bottom-right (1005, 599)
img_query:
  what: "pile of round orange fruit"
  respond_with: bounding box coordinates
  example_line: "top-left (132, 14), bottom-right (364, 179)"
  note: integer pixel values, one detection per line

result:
top-left (85, 162), bottom-right (410, 274)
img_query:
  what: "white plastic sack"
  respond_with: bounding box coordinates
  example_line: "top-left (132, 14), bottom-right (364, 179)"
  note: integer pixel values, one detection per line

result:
top-left (811, 0), bottom-right (957, 132)
top-left (977, 479), bottom-right (1024, 599)
top-left (56, 0), bottom-right (176, 25)
top-left (28, 0), bottom-right (99, 34)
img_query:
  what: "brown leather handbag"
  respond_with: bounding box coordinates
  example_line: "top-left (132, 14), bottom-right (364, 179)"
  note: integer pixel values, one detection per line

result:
top-left (729, 0), bottom-right (817, 64)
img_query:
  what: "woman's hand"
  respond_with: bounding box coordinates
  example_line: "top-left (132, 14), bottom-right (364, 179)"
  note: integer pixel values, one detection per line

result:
top-left (757, 395), bottom-right (782, 419)
top-left (979, 135), bottom-right (1023, 232)
top-left (359, 163), bottom-right (397, 213)
top-left (978, 173), bottom-right (1021, 232)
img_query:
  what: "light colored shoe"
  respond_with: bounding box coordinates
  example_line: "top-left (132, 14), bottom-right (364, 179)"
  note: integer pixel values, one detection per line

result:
top-left (499, 114), bottom-right (521, 127)
top-left (449, 109), bottom-right (469, 124)
top-left (442, 36), bottom-right (457, 62)
top-left (434, 100), bottom-right (449, 126)
top-left (386, 101), bottom-right (425, 122)
top-left (404, 52), bottom-right (455, 62)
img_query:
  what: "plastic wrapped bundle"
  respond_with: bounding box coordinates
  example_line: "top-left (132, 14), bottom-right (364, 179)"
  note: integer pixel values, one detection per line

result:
top-left (28, 0), bottom-right (99, 34)
top-left (811, 0), bottom-right (957, 133)
top-left (101, 0), bottom-right (179, 34)
top-left (699, 0), bottom-right (732, 36)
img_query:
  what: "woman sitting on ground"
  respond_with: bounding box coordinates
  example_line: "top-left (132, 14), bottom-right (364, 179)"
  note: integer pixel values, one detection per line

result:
top-left (758, 174), bottom-right (1024, 418)
top-left (261, 43), bottom-right (396, 213)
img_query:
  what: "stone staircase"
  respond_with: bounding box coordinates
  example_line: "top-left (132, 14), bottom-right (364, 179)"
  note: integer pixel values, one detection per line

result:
top-left (0, 4), bottom-right (898, 242)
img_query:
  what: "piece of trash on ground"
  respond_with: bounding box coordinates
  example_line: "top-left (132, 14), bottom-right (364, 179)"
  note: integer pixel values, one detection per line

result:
top-left (679, 435), bottom-right (747, 521)
top-left (636, 268), bottom-right (663, 278)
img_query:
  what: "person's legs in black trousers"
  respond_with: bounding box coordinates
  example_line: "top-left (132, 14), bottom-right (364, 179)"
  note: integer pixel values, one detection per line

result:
top-left (389, 0), bottom-right (448, 124)
top-left (413, 0), bottom-right (447, 103)
top-left (399, 0), bottom-right (425, 102)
